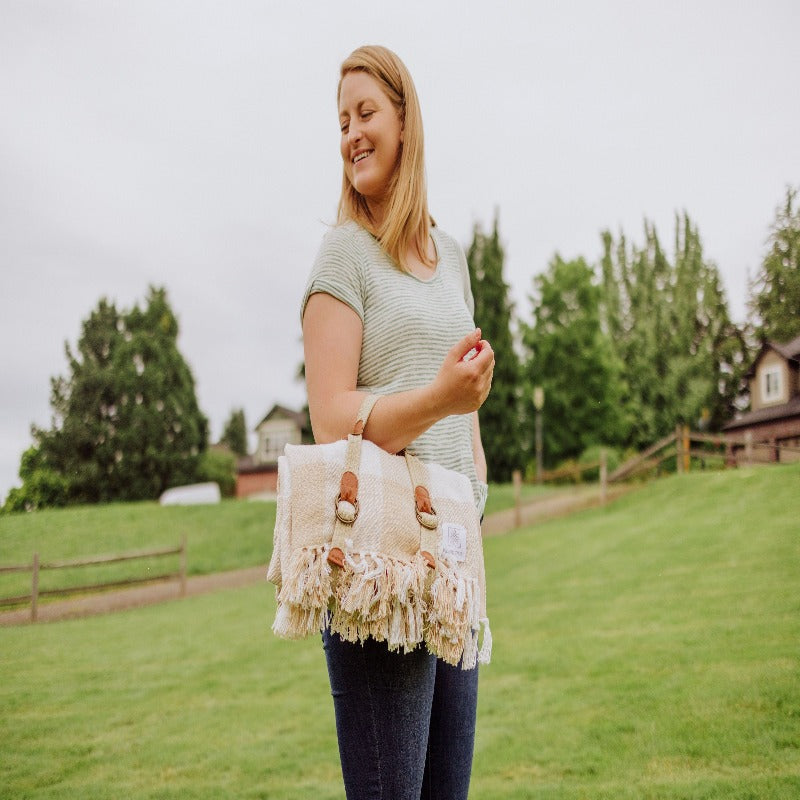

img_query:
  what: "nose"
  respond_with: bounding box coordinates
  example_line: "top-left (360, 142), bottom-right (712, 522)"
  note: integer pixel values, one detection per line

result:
top-left (347, 120), bottom-right (363, 145)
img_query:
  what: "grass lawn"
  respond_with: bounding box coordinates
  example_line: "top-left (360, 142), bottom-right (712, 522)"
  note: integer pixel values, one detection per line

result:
top-left (482, 481), bottom-right (558, 517)
top-left (0, 500), bottom-right (275, 601)
top-left (0, 481), bottom-right (539, 602)
top-left (1, 463), bottom-right (798, 798)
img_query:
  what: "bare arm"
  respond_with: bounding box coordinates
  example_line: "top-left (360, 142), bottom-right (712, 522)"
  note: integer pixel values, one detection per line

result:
top-left (303, 292), bottom-right (494, 453)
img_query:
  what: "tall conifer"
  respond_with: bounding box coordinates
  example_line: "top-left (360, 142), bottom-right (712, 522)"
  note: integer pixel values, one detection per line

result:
top-left (749, 186), bottom-right (800, 343)
top-left (9, 287), bottom-right (208, 508)
top-left (466, 215), bottom-right (521, 481)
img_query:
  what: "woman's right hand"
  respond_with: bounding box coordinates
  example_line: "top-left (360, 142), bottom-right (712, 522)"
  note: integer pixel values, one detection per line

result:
top-left (430, 328), bottom-right (494, 416)
top-left (304, 293), bottom-right (493, 452)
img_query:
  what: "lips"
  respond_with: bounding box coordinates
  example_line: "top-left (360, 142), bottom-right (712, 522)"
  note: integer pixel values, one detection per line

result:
top-left (352, 149), bottom-right (373, 164)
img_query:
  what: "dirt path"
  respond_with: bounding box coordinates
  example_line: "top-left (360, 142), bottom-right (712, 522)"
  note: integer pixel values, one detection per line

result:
top-left (481, 483), bottom-right (632, 536)
top-left (0, 565), bottom-right (267, 626)
top-left (0, 484), bottom-right (633, 626)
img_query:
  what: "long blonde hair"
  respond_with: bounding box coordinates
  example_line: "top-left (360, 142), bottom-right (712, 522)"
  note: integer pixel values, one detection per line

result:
top-left (337, 45), bottom-right (435, 271)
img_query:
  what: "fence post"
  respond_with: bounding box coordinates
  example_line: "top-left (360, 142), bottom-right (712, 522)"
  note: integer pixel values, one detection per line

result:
top-left (676, 425), bottom-right (683, 473)
top-left (31, 553), bottom-right (40, 623)
top-left (683, 425), bottom-right (691, 473)
top-left (744, 431), bottom-right (753, 466)
top-left (512, 470), bottom-right (521, 528)
top-left (179, 534), bottom-right (187, 597)
top-left (600, 448), bottom-right (607, 506)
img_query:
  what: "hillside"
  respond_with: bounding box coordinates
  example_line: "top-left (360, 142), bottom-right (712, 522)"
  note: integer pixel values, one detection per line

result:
top-left (1, 463), bottom-right (798, 798)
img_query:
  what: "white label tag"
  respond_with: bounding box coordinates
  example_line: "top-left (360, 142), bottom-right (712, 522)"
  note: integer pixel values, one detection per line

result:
top-left (441, 522), bottom-right (467, 563)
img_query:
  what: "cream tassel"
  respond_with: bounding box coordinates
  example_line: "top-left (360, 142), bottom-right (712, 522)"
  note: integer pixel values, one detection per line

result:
top-left (477, 618), bottom-right (493, 665)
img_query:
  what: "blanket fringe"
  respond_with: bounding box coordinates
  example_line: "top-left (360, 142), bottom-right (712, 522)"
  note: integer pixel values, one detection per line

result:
top-left (273, 546), bottom-right (492, 668)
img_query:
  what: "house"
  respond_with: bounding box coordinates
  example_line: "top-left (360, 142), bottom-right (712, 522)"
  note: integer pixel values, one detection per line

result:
top-left (723, 334), bottom-right (800, 463)
top-left (236, 405), bottom-right (310, 498)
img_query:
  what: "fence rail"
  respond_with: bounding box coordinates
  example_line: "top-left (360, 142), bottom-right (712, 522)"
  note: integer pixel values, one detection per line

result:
top-left (602, 426), bottom-right (798, 485)
top-left (0, 536), bottom-right (187, 622)
top-left (506, 427), bottom-right (798, 528)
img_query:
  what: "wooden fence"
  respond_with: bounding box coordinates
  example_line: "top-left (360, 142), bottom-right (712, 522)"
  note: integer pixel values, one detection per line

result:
top-left (507, 427), bottom-right (799, 527)
top-left (0, 535), bottom-right (187, 622)
top-left (610, 426), bottom-right (800, 483)
top-left (510, 451), bottom-right (611, 528)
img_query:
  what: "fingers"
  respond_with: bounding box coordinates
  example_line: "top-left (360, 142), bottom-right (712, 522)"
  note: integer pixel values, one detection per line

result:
top-left (461, 339), bottom-right (494, 407)
top-left (434, 329), bottom-right (495, 415)
top-left (473, 339), bottom-right (494, 367)
top-left (450, 328), bottom-right (482, 363)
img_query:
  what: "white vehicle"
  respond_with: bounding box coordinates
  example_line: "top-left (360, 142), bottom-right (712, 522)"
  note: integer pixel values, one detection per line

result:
top-left (159, 482), bottom-right (221, 506)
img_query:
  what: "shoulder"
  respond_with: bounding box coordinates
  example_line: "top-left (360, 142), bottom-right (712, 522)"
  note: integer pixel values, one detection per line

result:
top-left (316, 220), bottom-right (370, 261)
top-left (432, 225), bottom-right (474, 313)
top-left (431, 226), bottom-right (465, 263)
top-left (431, 226), bottom-right (467, 271)
top-left (302, 221), bottom-right (370, 323)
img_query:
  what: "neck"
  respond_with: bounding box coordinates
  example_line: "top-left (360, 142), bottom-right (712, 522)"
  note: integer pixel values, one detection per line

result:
top-left (366, 198), bottom-right (387, 228)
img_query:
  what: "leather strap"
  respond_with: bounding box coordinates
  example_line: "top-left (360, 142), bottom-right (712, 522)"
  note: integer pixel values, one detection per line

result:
top-left (328, 394), bottom-right (382, 567)
top-left (403, 450), bottom-right (439, 568)
top-left (328, 394), bottom-right (438, 569)
top-left (352, 394), bottom-right (380, 436)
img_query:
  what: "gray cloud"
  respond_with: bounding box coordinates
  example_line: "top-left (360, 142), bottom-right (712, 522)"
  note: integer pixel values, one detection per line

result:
top-left (2, 0), bottom-right (799, 501)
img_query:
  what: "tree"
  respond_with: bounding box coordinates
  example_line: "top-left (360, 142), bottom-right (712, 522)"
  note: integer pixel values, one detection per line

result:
top-left (466, 215), bottom-right (522, 481)
top-left (522, 255), bottom-right (628, 468)
top-left (197, 449), bottom-right (237, 497)
top-left (668, 214), bottom-right (748, 431)
top-left (2, 446), bottom-right (70, 513)
top-left (749, 185), bottom-right (800, 343)
top-left (6, 287), bottom-right (208, 509)
top-left (600, 223), bottom-right (674, 448)
top-left (220, 408), bottom-right (248, 456)
top-left (600, 215), bottom-right (746, 445)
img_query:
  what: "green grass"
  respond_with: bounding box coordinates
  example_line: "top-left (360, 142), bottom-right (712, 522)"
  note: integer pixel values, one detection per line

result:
top-left (0, 500), bottom-right (275, 600)
top-left (1, 464), bottom-right (799, 798)
top-left (0, 482), bottom-right (537, 601)
top-left (482, 481), bottom-right (558, 517)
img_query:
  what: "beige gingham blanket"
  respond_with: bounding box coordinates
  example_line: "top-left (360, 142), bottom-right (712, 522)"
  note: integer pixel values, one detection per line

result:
top-left (267, 436), bottom-right (492, 668)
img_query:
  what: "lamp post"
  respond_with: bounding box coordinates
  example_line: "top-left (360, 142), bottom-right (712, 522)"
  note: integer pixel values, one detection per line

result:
top-left (533, 386), bottom-right (544, 484)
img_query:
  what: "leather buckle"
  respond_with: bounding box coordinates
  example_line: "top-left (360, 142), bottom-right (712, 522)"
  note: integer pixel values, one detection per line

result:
top-left (335, 494), bottom-right (359, 524)
top-left (415, 507), bottom-right (438, 530)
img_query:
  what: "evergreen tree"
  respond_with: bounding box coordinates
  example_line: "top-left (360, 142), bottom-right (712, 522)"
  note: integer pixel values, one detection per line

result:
top-left (523, 255), bottom-right (628, 468)
top-left (600, 224), bottom-right (673, 448)
top-left (669, 214), bottom-right (748, 431)
top-left (7, 287), bottom-right (208, 509)
top-left (749, 186), bottom-right (800, 343)
top-left (466, 215), bottom-right (521, 481)
top-left (601, 216), bottom-right (747, 443)
top-left (220, 408), bottom-right (248, 456)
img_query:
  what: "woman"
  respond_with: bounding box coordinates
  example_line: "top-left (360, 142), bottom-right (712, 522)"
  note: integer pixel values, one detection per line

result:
top-left (301, 45), bottom-right (494, 799)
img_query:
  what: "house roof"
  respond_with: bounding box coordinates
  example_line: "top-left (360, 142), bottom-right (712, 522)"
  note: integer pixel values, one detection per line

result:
top-left (723, 395), bottom-right (800, 431)
top-left (745, 334), bottom-right (800, 378)
top-left (255, 404), bottom-right (308, 430)
top-left (772, 333), bottom-right (800, 361)
top-left (236, 454), bottom-right (278, 473)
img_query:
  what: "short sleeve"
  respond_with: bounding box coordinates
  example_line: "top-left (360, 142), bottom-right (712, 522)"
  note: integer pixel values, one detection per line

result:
top-left (435, 228), bottom-right (474, 317)
top-left (458, 244), bottom-right (475, 317)
top-left (300, 224), bottom-right (366, 324)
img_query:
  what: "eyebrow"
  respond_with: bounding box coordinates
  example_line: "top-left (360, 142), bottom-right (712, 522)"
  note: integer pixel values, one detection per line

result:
top-left (339, 98), bottom-right (377, 119)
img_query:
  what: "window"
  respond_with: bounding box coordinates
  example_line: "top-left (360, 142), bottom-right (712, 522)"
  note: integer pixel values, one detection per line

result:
top-left (261, 424), bottom-right (296, 461)
top-left (762, 366), bottom-right (782, 402)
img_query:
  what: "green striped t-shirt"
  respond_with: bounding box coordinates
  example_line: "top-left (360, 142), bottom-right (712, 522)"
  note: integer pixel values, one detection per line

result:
top-left (301, 220), bottom-right (488, 514)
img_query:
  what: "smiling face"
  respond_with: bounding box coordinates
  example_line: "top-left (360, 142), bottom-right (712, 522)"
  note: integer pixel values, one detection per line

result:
top-left (338, 70), bottom-right (403, 218)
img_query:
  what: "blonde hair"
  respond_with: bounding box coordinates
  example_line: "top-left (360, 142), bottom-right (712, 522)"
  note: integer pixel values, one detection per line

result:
top-left (337, 45), bottom-right (434, 271)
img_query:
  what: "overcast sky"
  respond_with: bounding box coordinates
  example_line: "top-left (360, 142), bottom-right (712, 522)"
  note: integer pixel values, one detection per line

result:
top-left (1, 0), bottom-right (798, 503)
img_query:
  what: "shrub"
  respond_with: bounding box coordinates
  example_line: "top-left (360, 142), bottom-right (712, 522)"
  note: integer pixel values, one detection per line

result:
top-left (196, 449), bottom-right (236, 497)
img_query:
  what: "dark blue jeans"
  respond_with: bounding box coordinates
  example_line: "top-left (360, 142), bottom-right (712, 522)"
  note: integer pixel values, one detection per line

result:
top-left (322, 628), bottom-right (479, 800)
